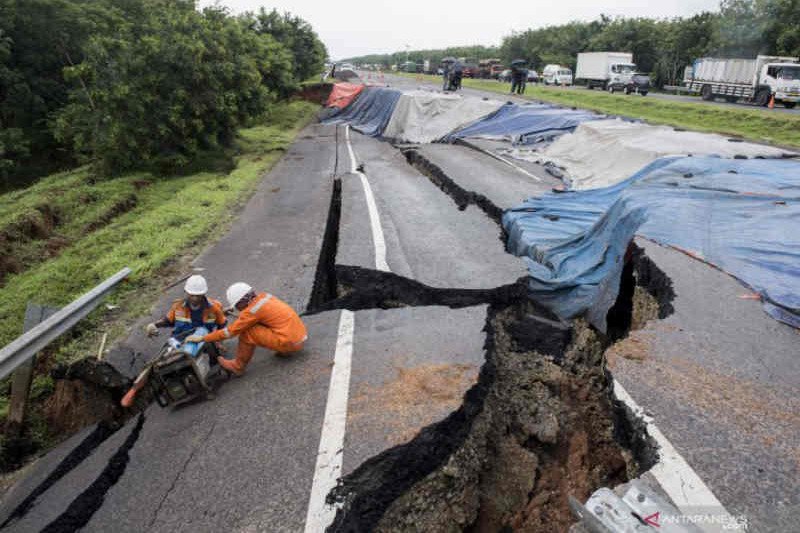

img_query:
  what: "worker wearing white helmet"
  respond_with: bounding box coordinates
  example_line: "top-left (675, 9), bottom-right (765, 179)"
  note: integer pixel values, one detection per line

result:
top-left (145, 275), bottom-right (227, 338)
top-left (186, 282), bottom-right (307, 375)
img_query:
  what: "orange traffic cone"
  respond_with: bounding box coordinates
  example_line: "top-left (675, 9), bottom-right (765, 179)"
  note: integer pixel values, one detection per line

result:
top-left (769, 95), bottom-right (775, 109)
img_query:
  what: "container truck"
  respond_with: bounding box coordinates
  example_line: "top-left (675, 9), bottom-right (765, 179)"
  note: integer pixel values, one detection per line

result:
top-left (684, 55), bottom-right (799, 108)
top-left (575, 52), bottom-right (642, 93)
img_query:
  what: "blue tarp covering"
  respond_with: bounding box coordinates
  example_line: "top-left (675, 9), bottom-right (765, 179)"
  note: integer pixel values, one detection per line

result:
top-left (323, 86), bottom-right (402, 137)
top-left (503, 156), bottom-right (800, 329)
top-left (443, 102), bottom-right (603, 145)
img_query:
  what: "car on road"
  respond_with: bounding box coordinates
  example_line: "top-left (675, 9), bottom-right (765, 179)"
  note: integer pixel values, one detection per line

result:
top-left (527, 70), bottom-right (539, 83)
top-left (499, 69), bottom-right (512, 82)
top-left (542, 64), bottom-right (573, 85)
top-left (462, 63), bottom-right (479, 78)
top-left (624, 73), bottom-right (650, 95)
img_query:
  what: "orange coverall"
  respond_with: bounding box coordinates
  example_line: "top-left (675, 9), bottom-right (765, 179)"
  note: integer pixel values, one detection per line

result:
top-left (202, 292), bottom-right (307, 360)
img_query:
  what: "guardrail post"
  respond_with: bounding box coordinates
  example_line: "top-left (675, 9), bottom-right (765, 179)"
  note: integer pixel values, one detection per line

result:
top-left (7, 304), bottom-right (59, 433)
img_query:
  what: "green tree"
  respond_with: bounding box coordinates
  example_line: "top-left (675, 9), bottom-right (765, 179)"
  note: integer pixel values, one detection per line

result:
top-left (0, 0), bottom-right (123, 184)
top-left (249, 8), bottom-right (327, 84)
top-left (54, 3), bottom-right (291, 175)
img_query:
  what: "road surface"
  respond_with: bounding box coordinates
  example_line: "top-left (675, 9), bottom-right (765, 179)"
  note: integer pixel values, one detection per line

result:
top-left (1, 78), bottom-right (797, 532)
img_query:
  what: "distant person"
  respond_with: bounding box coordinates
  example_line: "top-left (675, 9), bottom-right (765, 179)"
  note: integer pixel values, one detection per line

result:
top-left (443, 61), bottom-right (463, 91)
top-left (511, 66), bottom-right (527, 95)
top-left (186, 282), bottom-right (308, 375)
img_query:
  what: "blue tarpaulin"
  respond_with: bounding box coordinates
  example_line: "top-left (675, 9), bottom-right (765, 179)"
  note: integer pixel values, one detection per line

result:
top-left (323, 86), bottom-right (402, 137)
top-left (503, 156), bottom-right (800, 329)
top-left (443, 102), bottom-right (603, 145)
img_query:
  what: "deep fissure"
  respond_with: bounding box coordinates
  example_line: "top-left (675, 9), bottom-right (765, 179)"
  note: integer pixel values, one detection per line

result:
top-left (326, 282), bottom-right (665, 532)
top-left (307, 177), bottom-right (343, 312)
top-left (0, 421), bottom-right (121, 529)
top-left (402, 149), bottom-right (504, 226)
top-left (39, 413), bottom-right (145, 533)
top-left (319, 136), bottom-right (675, 531)
top-left (305, 265), bottom-right (529, 315)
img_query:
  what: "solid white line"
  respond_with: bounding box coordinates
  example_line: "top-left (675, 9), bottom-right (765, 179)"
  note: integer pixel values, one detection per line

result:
top-left (491, 151), bottom-right (542, 182)
top-left (304, 310), bottom-right (355, 533)
top-left (613, 379), bottom-right (733, 517)
top-left (344, 125), bottom-right (391, 272)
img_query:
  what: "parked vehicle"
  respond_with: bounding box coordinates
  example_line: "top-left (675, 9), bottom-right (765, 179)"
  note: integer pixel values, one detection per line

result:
top-left (499, 69), bottom-right (512, 82)
top-left (462, 63), bottom-right (479, 78)
top-left (625, 73), bottom-right (650, 95)
top-left (478, 59), bottom-right (502, 79)
top-left (490, 64), bottom-right (505, 79)
top-left (684, 55), bottom-right (800, 108)
top-left (527, 70), bottom-right (539, 83)
top-left (575, 52), bottom-right (637, 91)
top-left (542, 64), bottom-right (573, 85)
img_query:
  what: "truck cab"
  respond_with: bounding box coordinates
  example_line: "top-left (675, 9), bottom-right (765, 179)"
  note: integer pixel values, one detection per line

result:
top-left (762, 63), bottom-right (800, 107)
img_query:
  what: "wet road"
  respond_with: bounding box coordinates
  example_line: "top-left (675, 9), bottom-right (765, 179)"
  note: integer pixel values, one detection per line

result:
top-left (0, 120), bottom-right (515, 532)
top-left (1, 76), bottom-right (797, 533)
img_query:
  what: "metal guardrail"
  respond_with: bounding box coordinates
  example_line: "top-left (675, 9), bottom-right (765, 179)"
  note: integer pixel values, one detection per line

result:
top-left (0, 267), bottom-right (131, 381)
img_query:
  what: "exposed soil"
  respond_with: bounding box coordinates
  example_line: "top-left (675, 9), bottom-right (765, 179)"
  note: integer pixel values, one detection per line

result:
top-left (0, 204), bottom-right (63, 283)
top-left (328, 301), bottom-right (643, 532)
top-left (296, 83), bottom-right (334, 105)
top-left (45, 358), bottom-right (133, 435)
top-left (83, 193), bottom-right (138, 234)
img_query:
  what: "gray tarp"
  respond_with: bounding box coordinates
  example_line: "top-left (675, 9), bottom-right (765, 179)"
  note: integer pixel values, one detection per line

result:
top-left (534, 119), bottom-right (795, 190)
top-left (383, 91), bottom-right (504, 143)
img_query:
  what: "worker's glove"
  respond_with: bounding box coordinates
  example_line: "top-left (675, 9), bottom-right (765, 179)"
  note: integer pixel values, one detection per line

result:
top-left (145, 323), bottom-right (159, 337)
top-left (185, 335), bottom-right (204, 344)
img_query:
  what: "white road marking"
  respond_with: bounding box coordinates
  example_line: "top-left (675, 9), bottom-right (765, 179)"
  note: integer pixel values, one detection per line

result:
top-left (344, 125), bottom-right (391, 272)
top-left (304, 310), bottom-right (355, 532)
top-left (465, 142), bottom-right (542, 182)
top-left (613, 379), bottom-right (733, 519)
top-left (304, 126), bottom-right (397, 531)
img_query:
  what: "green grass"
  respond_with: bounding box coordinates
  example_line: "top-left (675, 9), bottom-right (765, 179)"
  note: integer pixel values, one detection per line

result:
top-left (396, 72), bottom-right (800, 148)
top-left (0, 100), bottom-right (319, 352)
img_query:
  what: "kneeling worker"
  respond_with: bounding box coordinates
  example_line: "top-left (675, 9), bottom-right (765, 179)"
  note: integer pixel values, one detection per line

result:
top-left (186, 282), bottom-right (307, 375)
top-left (145, 275), bottom-right (227, 340)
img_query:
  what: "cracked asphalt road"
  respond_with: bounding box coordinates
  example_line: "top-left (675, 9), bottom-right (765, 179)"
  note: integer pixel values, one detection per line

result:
top-left (2, 76), bottom-right (797, 532)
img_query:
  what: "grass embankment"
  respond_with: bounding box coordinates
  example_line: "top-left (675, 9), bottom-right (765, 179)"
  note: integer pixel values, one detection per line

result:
top-left (0, 100), bottom-right (318, 431)
top-left (395, 72), bottom-right (800, 148)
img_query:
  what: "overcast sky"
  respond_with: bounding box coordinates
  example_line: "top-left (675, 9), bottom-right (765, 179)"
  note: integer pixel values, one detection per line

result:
top-left (199, 0), bottom-right (721, 59)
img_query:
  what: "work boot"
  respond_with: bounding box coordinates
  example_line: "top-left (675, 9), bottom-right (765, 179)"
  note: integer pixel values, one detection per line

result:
top-left (217, 342), bottom-right (255, 376)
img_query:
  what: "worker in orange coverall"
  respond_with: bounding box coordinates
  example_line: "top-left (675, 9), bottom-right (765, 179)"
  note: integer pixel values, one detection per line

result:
top-left (186, 282), bottom-right (307, 375)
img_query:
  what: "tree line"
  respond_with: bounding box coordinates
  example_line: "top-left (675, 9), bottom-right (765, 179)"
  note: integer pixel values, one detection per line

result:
top-left (0, 0), bottom-right (327, 189)
top-left (343, 0), bottom-right (799, 86)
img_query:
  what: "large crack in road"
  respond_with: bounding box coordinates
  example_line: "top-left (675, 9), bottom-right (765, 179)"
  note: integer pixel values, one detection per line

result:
top-left (305, 125), bottom-right (674, 531)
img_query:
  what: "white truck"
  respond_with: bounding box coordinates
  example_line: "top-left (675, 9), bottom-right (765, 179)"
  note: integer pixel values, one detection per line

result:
top-left (575, 52), bottom-right (643, 93)
top-left (542, 64), bottom-right (573, 85)
top-left (684, 55), bottom-right (800, 108)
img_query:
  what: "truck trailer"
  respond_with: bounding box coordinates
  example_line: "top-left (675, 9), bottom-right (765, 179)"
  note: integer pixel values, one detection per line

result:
top-left (684, 55), bottom-right (800, 108)
top-left (575, 52), bottom-right (641, 92)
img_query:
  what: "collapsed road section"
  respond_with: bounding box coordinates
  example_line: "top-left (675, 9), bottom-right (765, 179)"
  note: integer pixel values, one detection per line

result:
top-left (301, 122), bottom-right (677, 532)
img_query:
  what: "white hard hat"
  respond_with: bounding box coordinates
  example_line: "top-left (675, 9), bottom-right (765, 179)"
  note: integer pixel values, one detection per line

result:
top-left (226, 282), bottom-right (253, 309)
top-left (184, 275), bottom-right (208, 295)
